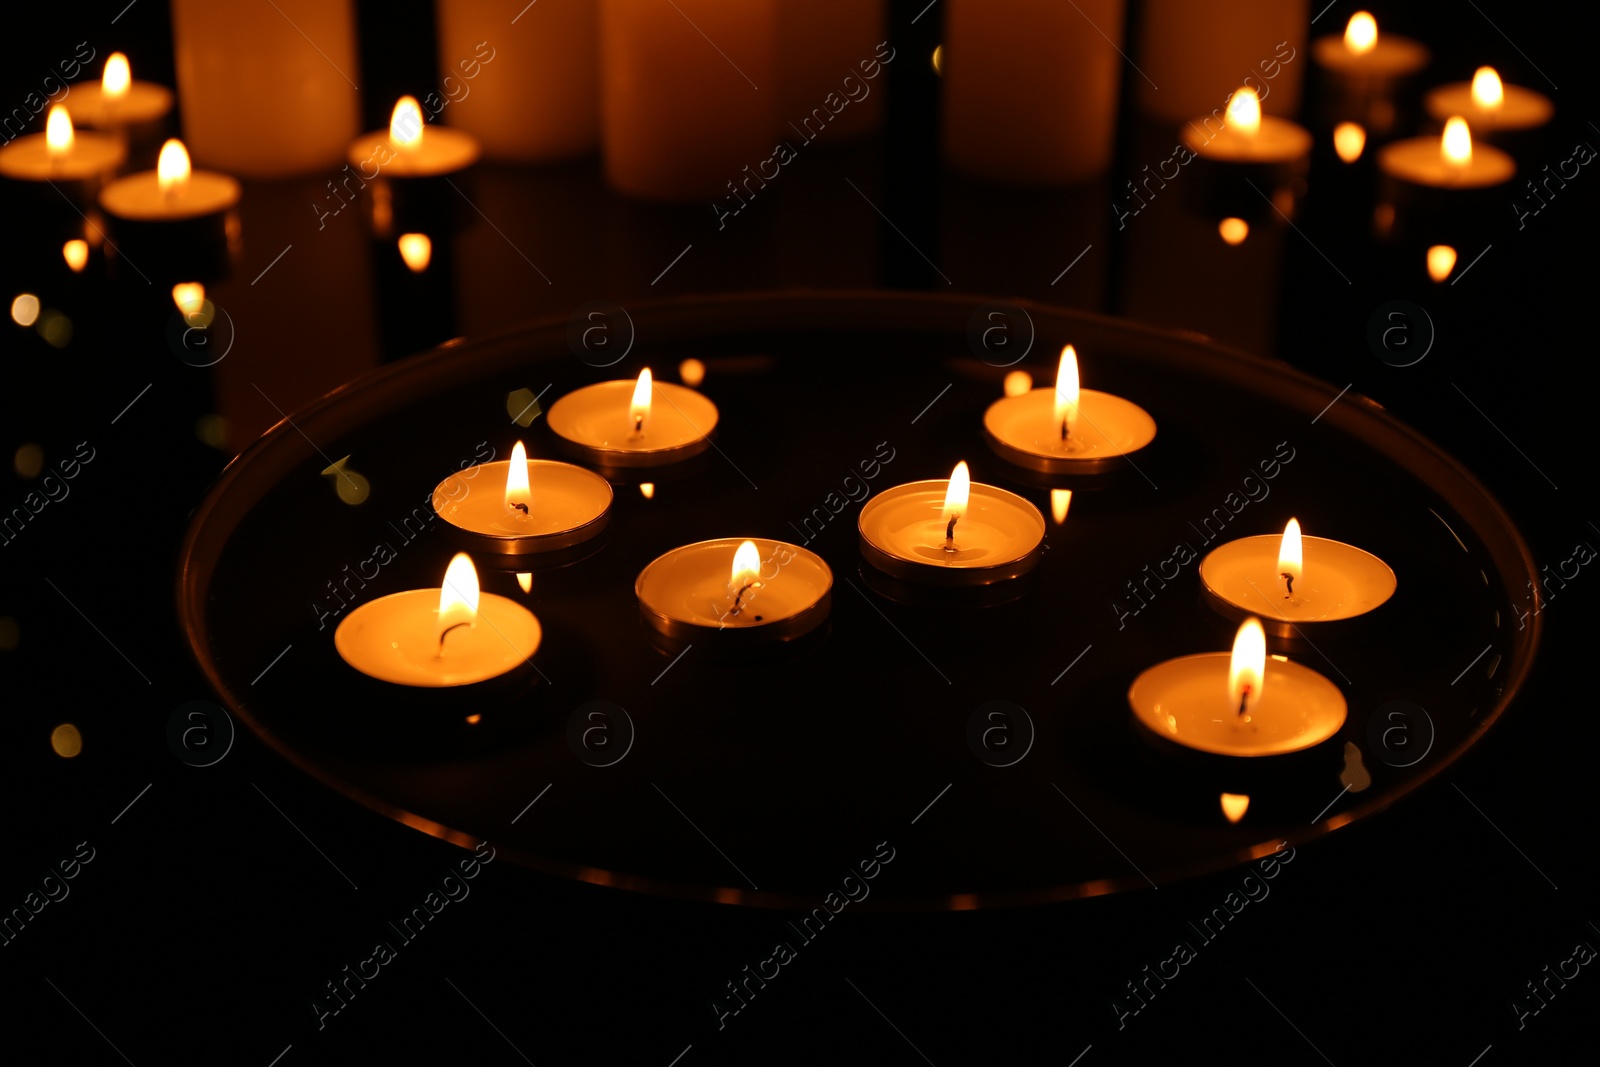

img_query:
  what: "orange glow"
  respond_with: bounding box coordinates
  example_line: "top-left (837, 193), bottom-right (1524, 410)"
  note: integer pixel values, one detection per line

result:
top-left (397, 233), bottom-right (431, 272)
top-left (1229, 618), bottom-right (1267, 717)
top-left (505, 440), bottom-right (532, 514)
top-left (1227, 86), bottom-right (1261, 138)
top-left (1050, 488), bottom-right (1072, 525)
top-left (465, 713), bottom-right (482, 724)
top-left (1278, 519), bottom-right (1303, 596)
top-left (51, 723), bottom-right (83, 758)
top-left (1427, 245), bottom-right (1457, 282)
top-left (731, 539), bottom-right (762, 590)
top-left (390, 96), bottom-right (424, 149)
top-left (1218, 217), bottom-right (1249, 245)
top-left (45, 105), bottom-right (73, 158)
top-left (1442, 117), bottom-right (1473, 166)
top-left (62, 240), bottom-right (88, 272)
top-left (1221, 793), bottom-right (1250, 823)
top-left (1333, 122), bottom-right (1366, 163)
top-left (942, 461), bottom-right (970, 527)
top-left (1471, 66), bottom-right (1504, 110)
top-left (679, 358), bottom-right (706, 387)
top-left (10, 294), bottom-right (39, 327)
top-left (1054, 345), bottom-right (1080, 439)
top-left (639, 482), bottom-right (655, 499)
top-left (171, 282), bottom-right (205, 318)
top-left (1345, 12), bottom-right (1377, 55)
top-left (1003, 370), bottom-right (1032, 397)
top-left (516, 572), bottom-right (532, 594)
top-left (158, 139), bottom-right (190, 197)
top-left (103, 53), bottom-right (131, 99)
top-left (630, 368), bottom-right (652, 434)
top-left (438, 553), bottom-right (480, 646)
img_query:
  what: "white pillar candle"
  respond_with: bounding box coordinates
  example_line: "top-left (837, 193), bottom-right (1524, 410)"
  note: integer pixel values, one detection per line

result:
top-left (599, 0), bottom-right (778, 201)
top-left (170, 0), bottom-right (361, 178)
top-left (942, 0), bottom-right (1125, 185)
top-left (1134, 0), bottom-right (1307, 123)
top-left (775, 0), bottom-right (886, 144)
top-left (436, 0), bottom-right (600, 163)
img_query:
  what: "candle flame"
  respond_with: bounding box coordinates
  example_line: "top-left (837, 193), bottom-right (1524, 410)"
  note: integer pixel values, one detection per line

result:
top-left (437, 553), bottom-right (480, 645)
top-left (505, 440), bottom-right (531, 513)
top-left (171, 282), bottom-right (205, 317)
top-left (1003, 370), bottom-right (1032, 397)
top-left (943, 461), bottom-right (970, 523)
top-left (516, 572), bottom-right (532, 593)
top-left (630, 368), bottom-right (652, 433)
top-left (1229, 618), bottom-right (1267, 716)
top-left (1054, 345), bottom-right (1080, 439)
top-left (1427, 244), bottom-right (1457, 282)
top-left (45, 105), bottom-right (73, 158)
top-left (397, 233), bottom-right (432, 272)
top-left (390, 96), bottom-right (424, 149)
top-left (731, 539), bottom-right (762, 589)
top-left (103, 53), bottom-right (131, 100)
top-left (1471, 66), bottom-right (1503, 110)
top-left (158, 139), bottom-right (191, 197)
top-left (62, 240), bottom-right (88, 273)
top-left (679, 358), bottom-right (706, 387)
top-left (639, 482), bottom-right (655, 499)
top-left (1442, 117), bottom-right (1472, 166)
top-left (1333, 122), bottom-right (1366, 163)
top-left (1278, 518), bottom-right (1303, 595)
top-left (1345, 12), bottom-right (1377, 55)
top-left (1218, 217), bottom-right (1249, 245)
top-left (1227, 86), bottom-right (1261, 138)
top-left (1221, 793), bottom-right (1250, 823)
top-left (1050, 488), bottom-right (1072, 525)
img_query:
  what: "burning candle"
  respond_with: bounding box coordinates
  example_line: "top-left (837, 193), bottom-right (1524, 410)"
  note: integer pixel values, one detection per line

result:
top-left (1424, 66), bottom-right (1553, 138)
top-left (1199, 518), bottom-right (1396, 636)
top-left (1128, 618), bottom-right (1347, 757)
top-left (431, 440), bottom-right (612, 560)
top-left (858, 461), bottom-right (1045, 587)
top-left (983, 345), bottom-right (1157, 474)
top-left (334, 553), bottom-right (542, 686)
top-left (636, 537), bottom-right (832, 648)
top-left (548, 368), bottom-right (719, 469)
top-left (347, 96), bottom-right (481, 179)
top-left (1184, 85), bottom-right (1311, 167)
top-left (98, 138), bottom-right (241, 278)
top-left (60, 53), bottom-right (174, 132)
top-left (1378, 117), bottom-right (1514, 189)
top-left (1311, 11), bottom-right (1429, 136)
top-left (0, 104), bottom-right (126, 183)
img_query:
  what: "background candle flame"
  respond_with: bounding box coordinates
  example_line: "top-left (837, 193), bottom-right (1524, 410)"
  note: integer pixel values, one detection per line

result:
top-left (1229, 618), bottom-right (1267, 715)
top-left (62, 240), bottom-right (89, 273)
top-left (731, 539), bottom-right (762, 589)
top-left (679, 358), bottom-right (706, 387)
top-left (1442, 117), bottom-right (1473, 166)
top-left (45, 105), bottom-right (73, 158)
top-left (942, 461), bottom-right (970, 523)
top-left (1427, 245), bottom-right (1457, 282)
top-left (1054, 345), bottom-right (1080, 438)
top-left (1003, 370), bottom-right (1032, 397)
top-left (504, 440), bottom-right (531, 512)
top-left (397, 233), bottom-right (432, 272)
top-left (103, 53), bottom-right (131, 99)
top-left (172, 282), bottom-right (205, 317)
top-left (1050, 488), bottom-right (1072, 525)
top-left (158, 139), bottom-right (190, 196)
top-left (1218, 217), bottom-right (1249, 245)
top-left (1345, 11), bottom-right (1377, 55)
top-left (1220, 793), bottom-right (1250, 823)
top-left (1471, 66), bottom-right (1504, 110)
top-left (1278, 518), bottom-right (1303, 590)
top-left (390, 96), bottom-right (424, 149)
top-left (438, 553), bottom-right (480, 641)
top-left (516, 572), bottom-right (532, 593)
top-left (1333, 122), bottom-right (1366, 163)
top-left (1227, 86), bottom-right (1261, 138)
top-left (630, 368), bottom-right (652, 432)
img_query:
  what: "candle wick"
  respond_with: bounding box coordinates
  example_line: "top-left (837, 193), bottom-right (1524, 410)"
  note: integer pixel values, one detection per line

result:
top-left (437, 620), bottom-right (470, 654)
top-left (945, 515), bottom-right (958, 542)
top-left (633, 415), bottom-right (644, 434)
top-left (1060, 419), bottom-right (1069, 442)
top-left (510, 502), bottom-right (529, 515)
top-left (730, 580), bottom-right (760, 616)
top-left (1281, 572), bottom-right (1294, 598)
top-left (1238, 686), bottom-right (1250, 718)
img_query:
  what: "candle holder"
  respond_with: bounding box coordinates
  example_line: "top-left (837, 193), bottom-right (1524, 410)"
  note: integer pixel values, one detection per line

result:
top-left (0, 108), bottom-right (126, 224)
top-left (635, 538), bottom-right (832, 657)
top-left (1376, 126), bottom-right (1513, 246)
top-left (1311, 13), bottom-right (1430, 138)
top-left (1179, 87), bottom-right (1312, 222)
top-left (1199, 533), bottom-right (1396, 639)
top-left (349, 97), bottom-right (483, 230)
top-left (430, 456), bottom-right (612, 564)
top-left (99, 140), bottom-right (242, 281)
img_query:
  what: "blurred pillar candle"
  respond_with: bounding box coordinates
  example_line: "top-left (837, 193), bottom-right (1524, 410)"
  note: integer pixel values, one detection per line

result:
top-left (942, 0), bottom-right (1124, 185)
top-left (600, 0), bottom-right (778, 201)
top-left (1134, 0), bottom-right (1307, 123)
top-left (170, 0), bottom-right (360, 178)
top-left (775, 0), bottom-right (886, 144)
top-left (436, 0), bottom-right (599, 163)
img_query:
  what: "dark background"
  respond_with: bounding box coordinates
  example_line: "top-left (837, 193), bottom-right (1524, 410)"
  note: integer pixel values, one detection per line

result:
top-left (1, 1), bottom-right (1594, 1063)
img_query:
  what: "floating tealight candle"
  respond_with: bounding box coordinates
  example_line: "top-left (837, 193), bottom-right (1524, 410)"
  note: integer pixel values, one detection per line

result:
top-left (636, 537), bottom-right (831, 650)
top-left (1128, 618), bottom-right (1347, 757)
top-left (1199, 518), bottom-right (1396, 636)
top-left (0, 104), bottom-right (126, 185)
top-left (548, 368), bottom-right (719, 469)
top-left (1424, 66), bottom-right (1553, 138)
top-left (983, 345), bottom-right (1156, 474)
top-left (334, 553), bottom-right (541, 686)
top-left (1184, 86), bottom-right (1312, 168)
top-left (431, 440), bottom-right (612, 560)
top-left (347, 96), bottom-right (482, 178)
top-left (858, 461), bottom-right (1045, 587)
top-left (1379, 116), bottom-right (1514, 190)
